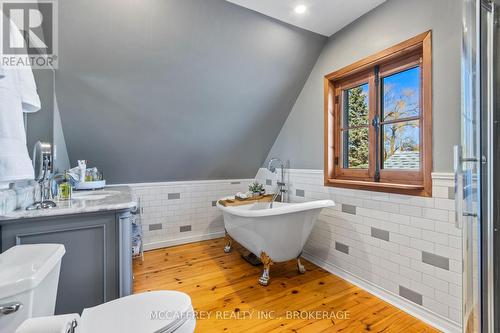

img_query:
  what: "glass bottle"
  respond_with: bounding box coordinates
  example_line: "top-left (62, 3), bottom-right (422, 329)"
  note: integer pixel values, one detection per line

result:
top-left (58, 172), bottom-right (72, 201)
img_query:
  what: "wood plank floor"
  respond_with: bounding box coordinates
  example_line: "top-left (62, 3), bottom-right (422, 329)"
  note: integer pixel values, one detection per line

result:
top-left (133, 238), bottom-right (440, 333)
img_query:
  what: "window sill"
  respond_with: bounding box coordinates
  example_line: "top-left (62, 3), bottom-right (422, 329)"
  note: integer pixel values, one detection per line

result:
top-left (325, 178), bottom-right (430, 197)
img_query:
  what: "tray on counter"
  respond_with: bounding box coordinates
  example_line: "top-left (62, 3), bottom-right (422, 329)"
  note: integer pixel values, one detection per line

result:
top-left (74, 180), bottom-right (106, 191)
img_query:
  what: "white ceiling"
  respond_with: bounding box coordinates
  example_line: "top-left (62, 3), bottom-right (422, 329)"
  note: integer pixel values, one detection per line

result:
top-left (226, 0), bottom-right (386, 37)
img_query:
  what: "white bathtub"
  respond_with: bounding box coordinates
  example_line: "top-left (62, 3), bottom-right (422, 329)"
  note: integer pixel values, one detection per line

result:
top-left (217, 199), bottom-right (334, 285)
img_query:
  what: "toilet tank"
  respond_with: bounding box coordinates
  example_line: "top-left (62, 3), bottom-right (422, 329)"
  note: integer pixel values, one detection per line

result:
top-left (0, 244), bottom-right (65, 333)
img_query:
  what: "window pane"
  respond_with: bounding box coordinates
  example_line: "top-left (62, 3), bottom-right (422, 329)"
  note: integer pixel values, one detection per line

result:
top-left (343, 83), bottom-right (369, 127)
top-left (342, 127), bottom-right (369, 169)
top-left (382, 67), bottom-right (420, 121)
top-left (382, 120), bottom-right (420, 170)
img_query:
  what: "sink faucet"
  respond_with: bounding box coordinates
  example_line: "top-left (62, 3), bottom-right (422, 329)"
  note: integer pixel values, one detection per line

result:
top-left (27, 142), bottom-right (57, 210)
top-left (267, 158), bottom-right (286, 208)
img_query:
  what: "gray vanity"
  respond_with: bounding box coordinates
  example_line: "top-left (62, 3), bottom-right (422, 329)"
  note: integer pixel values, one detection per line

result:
top-left (0, 187), bottom-right (136, 315)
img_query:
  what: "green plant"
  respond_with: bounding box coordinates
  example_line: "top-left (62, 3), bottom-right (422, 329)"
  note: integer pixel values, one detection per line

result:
top-left (249, 182), bottom-right (264, 193)
top-left (346, 85), bottom-right (369, 168)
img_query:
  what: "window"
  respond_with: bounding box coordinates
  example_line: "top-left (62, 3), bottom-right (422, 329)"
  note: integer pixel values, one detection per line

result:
top-left (324, 31), bottom-right (432, 196)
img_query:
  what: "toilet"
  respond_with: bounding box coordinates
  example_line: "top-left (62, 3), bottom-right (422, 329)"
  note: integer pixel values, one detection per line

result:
top-left (0, 244), bottom-right (195, 333)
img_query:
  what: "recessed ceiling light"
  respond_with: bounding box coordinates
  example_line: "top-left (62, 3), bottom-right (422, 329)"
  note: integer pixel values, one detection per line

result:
top-left (294, 5), bottom-right (307, 14)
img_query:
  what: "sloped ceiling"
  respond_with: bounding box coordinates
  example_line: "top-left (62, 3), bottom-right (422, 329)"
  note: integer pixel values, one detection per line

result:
top-left (56, 0), bottom-right (326, 183)
top-left (226, 0), bottom-right (386, 36)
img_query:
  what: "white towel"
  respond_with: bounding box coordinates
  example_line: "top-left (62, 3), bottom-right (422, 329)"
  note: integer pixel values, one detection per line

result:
top-left (15, 314), bottom-right (80, 333)
top-left (0, 17), bottom-right (41, 183)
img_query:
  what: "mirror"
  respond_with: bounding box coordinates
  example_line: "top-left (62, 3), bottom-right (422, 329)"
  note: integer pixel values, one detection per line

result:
top-left (32, 141), bottom-right (52, 181)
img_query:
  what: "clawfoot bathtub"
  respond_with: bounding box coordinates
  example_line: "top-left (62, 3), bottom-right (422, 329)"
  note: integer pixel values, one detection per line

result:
top-left (217, 200), bottom-right (335, 286)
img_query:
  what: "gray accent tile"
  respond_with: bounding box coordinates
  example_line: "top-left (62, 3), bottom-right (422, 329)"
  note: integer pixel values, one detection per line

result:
top-left (230, 181), bottom-right (241, 185)
top-left (168, 193), bottom-right (180, 200)
top-left (371, 227), bottom-right (390, 241)
top-left (335, 242), bottom-right (349, 254)
top-left (399, 286), bottom-right (423, 305)
top-left (179, 225), bottom-right (192, 232)
top-left (266, 179), bottom-right (273, 186)
top-left (448, 187), bottom-right (455, 200)
top-left (341, 204), bottom-right (356, 215)
top-left (422, 251), bottom-right (450, 270)
top-left (212, 200), bottom-right (218, 207)
top-left (149, 223), bottom-right (162, 231)
top-left (296, 189), bottom-right (305, 197)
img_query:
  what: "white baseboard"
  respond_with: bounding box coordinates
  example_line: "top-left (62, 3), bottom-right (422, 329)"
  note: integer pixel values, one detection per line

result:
top-left (143, 231), bottom-right (225, 251)
top-left (302, 251), bottom-right (461, 333)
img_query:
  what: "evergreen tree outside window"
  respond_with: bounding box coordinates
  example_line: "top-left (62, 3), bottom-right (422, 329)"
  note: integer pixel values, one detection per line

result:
top-left (342, 84), bottom-right (369, 169)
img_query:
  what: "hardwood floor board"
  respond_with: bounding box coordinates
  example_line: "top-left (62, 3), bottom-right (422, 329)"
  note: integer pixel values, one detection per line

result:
top-left (251, 283), bottom-right (359, 316)
top-left (135, 258), bottom-right (255, 289)
top-left (205, 285), bottom-right (360, 332)
top-left (134, 241), bottom-right (230, 276)
top-left (133, 238), bottom-right (441, 333)
top-left (200, 270), bottom-right (353, 314)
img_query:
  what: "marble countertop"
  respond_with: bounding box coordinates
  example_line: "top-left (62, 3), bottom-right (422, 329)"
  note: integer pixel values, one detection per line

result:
top-left (0, 186), bottom-right (137, 221)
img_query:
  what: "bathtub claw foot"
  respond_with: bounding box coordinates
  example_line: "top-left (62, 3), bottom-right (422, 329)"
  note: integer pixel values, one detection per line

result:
top-left (259, 274), bottom-right (270, 286)
top-left (259, 252), bottom-right (273, 286)
top-left (224, 232), bottom-right (232, 253)
top-left (297, 257), bottom-right (306, 274)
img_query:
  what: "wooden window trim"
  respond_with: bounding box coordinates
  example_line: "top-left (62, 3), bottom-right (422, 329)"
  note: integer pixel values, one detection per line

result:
top-left (324, 31), bottom-right (432, 197)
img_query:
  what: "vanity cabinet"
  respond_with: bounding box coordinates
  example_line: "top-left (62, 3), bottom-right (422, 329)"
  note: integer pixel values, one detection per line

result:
top-left (0, 210), bottom-right (132, 315)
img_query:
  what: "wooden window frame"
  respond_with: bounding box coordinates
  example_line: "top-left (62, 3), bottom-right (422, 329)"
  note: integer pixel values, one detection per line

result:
top-left (324, 31), bottom-right (432, 197)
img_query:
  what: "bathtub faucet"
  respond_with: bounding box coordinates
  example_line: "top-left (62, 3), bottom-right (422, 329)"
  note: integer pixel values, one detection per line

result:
top-left (267, 158), bottom-right (286, 207)
top-left (270, 192), bottom-right (280, 208)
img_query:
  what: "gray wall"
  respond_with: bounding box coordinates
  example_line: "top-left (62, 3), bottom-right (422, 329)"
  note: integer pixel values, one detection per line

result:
top-left (56, 0), bottom-right (326, 183)
top-left (265, 0), bottom-right (461, 172)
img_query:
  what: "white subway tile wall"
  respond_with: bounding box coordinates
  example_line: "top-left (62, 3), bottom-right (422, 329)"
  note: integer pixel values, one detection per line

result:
top-left (256, 168), bottom-right (461, 326)
top-left (131, 180), bottom-right (253, 249)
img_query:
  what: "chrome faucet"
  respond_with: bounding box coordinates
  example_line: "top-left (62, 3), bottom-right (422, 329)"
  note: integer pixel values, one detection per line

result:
top-left (27, 142), bottom-right (57, 210)
top-left (267, 158), bottom-right (286, 208)
top-left (270, 192), bottom-right (280, 208)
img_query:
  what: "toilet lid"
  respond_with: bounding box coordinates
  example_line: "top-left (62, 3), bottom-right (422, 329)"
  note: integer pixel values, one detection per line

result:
top-left (80, 291), bottom-right (193, 333)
